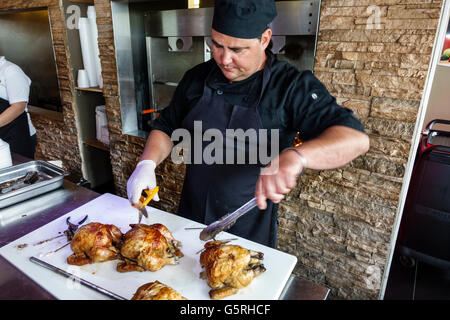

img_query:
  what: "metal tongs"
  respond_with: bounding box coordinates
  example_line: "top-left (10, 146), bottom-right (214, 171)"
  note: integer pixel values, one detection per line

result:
top-left (1, 171), bottom-right (40, 194)
top-left (131, 186), bottom-right (159, 224)
top-left (199, 197), bottom-right (258, 241)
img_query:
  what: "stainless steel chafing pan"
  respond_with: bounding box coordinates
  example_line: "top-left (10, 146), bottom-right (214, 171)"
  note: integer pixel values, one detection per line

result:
top-left (0, 161), bottom-right (68, 209)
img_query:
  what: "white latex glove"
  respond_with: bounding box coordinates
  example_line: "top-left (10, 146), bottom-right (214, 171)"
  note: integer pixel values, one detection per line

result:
top-left (127, 160), bottom-right (160, 205)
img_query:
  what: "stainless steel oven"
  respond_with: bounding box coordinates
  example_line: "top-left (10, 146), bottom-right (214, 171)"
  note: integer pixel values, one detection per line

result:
top-left (111, 0), bottom-right (321, 137)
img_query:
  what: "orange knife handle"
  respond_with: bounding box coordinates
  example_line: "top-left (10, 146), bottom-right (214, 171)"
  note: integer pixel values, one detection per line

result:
top-left (130, 186), bottom-right (159, 210)
top-left (142, 186), bottom-right (159, 207)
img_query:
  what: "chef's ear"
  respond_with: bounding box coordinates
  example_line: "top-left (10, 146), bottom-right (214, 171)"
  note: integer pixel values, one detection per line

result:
top-left (260, 28), bottom-right (272, 50)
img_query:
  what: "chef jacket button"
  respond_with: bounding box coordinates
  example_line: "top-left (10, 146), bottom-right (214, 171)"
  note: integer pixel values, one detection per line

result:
top-left (311, 93), bottom-right (318, 100)
top-left (217, 89), bottom-right (223, 95)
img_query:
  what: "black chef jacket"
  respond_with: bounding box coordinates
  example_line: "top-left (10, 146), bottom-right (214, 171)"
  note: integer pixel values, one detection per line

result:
top-left (152, 51), bottom-right (364, 150)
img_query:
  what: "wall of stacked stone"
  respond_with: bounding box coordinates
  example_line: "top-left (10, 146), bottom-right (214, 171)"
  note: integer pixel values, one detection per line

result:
top-left (277, 0), bottom-right (442, 299)
top-left (0, 0), bottom-right (83, 183)
top-left (94, 0), bottom-right (442, 299)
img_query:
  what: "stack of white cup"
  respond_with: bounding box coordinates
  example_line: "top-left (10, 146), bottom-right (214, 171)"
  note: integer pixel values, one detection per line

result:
top-left (0, 138), bottom-right (13, 169)
top-left (77, 69), bottom-right (90, 88)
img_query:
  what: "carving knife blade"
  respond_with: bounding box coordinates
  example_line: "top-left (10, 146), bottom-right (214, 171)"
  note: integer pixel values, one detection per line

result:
top-left (29, 256), bottom-right (127, 300)
top-left (132, 187), bottom-right (158, 224)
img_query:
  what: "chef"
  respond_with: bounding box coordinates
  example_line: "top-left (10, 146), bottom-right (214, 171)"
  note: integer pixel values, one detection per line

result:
top-left (0, 56), bottom-right (37, 159)
top-left (127, 0), bottom-right (370, 247)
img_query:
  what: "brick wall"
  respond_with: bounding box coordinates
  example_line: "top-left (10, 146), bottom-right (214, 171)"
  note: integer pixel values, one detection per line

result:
top-left (0, 0), bottom-right (83, 182)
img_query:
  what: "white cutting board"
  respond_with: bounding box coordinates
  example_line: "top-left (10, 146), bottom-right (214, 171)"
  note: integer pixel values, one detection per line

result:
top-left (0, 193), bottom-right (297, 300)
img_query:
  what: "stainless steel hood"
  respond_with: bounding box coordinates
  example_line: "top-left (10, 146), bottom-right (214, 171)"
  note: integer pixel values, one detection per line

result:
top-left (145, 1), bottom-right (319, 37)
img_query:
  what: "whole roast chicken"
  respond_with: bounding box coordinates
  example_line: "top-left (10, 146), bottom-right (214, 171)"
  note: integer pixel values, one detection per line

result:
top-left (131, 281), bottom-right (187, 300)
top-left (117, 223), bottom-right (183, 272)
top-left (67, 222), bottom-right (123, 266)
top-left (199, 240), bottom-right (266, 300)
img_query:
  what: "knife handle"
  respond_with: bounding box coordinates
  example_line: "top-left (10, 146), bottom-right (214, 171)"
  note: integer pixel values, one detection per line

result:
top-left (132, 186), bottom-right (159, 210)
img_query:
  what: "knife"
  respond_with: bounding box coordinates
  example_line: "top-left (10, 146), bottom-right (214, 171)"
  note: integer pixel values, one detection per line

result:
top-left (131, 186), bottom-right (159, 224)
top-left (1, 171), bottom-right (40, 194)
top-left (29, 256), bottom-right (127, 300)
top-left (199, 197), bottom-right (258, 241)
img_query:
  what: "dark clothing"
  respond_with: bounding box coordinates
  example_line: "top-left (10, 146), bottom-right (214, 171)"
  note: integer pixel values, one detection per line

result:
top-left (0, 97), bottom-right (35, 159)
top-left (152, 52), bottom-right (365, 247)
top-left (153, 52), bottom-right (364, 149)
top-left (178, 53), bottom-right (278, 247)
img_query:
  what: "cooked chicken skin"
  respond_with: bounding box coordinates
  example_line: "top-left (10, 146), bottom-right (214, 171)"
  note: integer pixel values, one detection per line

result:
top-left (117, 223), bottom-right (183, 272)
top-left (67, 222), bottom-right (122, 266)
top-left (199, 240), bottom-right (266, 300)
top-left (131, 281), bottom-right (187, 300)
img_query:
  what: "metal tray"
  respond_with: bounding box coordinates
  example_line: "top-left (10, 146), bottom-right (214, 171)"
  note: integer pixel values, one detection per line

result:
top-left (0, 161), bottom-right (68, 209)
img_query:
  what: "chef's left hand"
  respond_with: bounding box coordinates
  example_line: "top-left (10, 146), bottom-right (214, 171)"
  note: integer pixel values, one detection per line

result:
top-left (255, 149), bottom-right (305, 210)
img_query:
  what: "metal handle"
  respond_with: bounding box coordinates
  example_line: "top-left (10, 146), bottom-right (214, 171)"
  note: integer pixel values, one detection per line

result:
top-left (423, 119), bottom-right (450, 136)
top-left (199, 198), bottom-right (258, 241)
top-left (221, 197), bottom-right (257, 225)
top-left (29, 256), bottom-right (127, 300)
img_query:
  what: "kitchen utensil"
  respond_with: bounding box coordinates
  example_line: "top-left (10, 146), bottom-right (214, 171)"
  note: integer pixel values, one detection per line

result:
top-left (1, 171), bottom-right (39, 194)
top-left (29, 256), bottom-right (127, 300)
top-left (0, 161), bottom-right (68, 209)
top-left (141, 108), bottom-right (156, 114)
top-left (199, 197), bottom-right (258, 241)
top-left (132, 186), bottom-right (159, 224)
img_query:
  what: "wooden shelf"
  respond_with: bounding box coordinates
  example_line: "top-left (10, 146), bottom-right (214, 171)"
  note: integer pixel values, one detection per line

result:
top-left (76, 86), bottom-right (103, 93)
top-left (83, 139), bottom-right (110, 151)
top-left (27, 105), bottom-right (63, 122)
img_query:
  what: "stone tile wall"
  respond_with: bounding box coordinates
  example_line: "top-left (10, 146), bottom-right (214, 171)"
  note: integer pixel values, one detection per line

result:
top-left (279, 0), bottom-right (442, 299)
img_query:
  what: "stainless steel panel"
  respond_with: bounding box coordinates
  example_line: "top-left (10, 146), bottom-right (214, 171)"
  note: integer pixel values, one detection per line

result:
top-left (145, 7), bottom-right (213, 37)
top-left (0, 161), bottom-right (68, 209)
top-left (272, 1), bottom-right (320, 36)
top-left (147, 36), bottom-right (205, 109)
top-left (144, 1), bottom-right (320, 37)
top-left (110, 1), bottom-right (140, 136)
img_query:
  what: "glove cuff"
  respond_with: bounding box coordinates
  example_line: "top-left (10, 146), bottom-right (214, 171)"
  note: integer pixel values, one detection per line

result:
top-left (136, 159), bottom-right (156, 169)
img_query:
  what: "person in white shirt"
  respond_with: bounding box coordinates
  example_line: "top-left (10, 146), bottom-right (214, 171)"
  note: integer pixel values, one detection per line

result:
top-left (0, 56), bottom-right (37, 158)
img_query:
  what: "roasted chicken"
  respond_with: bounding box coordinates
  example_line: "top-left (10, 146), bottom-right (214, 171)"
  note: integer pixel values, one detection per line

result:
top-left (67, 222), bottom-right (122, 266)
top-left (199, 240), bottom-right (266, 300)
top-left (131, 281), bottom-right (187, 300)
top-left (117, 223), bottom-right (183, 272)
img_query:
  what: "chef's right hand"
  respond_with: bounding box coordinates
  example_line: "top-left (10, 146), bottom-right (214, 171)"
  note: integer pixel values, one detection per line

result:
top-left (127, 160), bottom-right (160, 205)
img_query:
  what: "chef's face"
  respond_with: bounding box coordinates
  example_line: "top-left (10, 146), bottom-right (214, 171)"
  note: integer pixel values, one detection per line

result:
top-left (211, 28), bottom-right (272, 82)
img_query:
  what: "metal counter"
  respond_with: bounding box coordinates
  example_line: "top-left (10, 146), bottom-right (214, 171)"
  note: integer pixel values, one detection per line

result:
top-left (0, 154), bottom-right (100, 299)
top-left (0, 154), bottom-right (329, 300)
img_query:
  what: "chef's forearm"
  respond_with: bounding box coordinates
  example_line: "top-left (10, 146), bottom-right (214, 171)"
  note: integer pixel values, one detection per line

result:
top-left (294, 125), bottom-right (370, 170)
top-left (0, 102), bottom-right (26, 127)
top-left (139, 129), bottom-right (174, 166)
